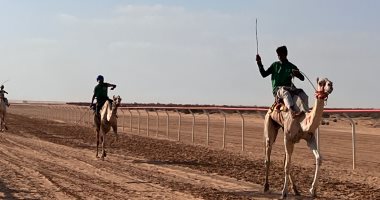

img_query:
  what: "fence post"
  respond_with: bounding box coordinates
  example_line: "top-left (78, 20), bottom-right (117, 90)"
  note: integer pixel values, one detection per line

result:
top-left (165, 110), bottom-right (170, 138)
top-left (176, 109), bottom-right (181, 141)
top-left (146, 109), bottom-right (150, 136)
top-left (155, 109), bottom-right (159, 137)
top-left (128, 109), bottom-right (133, 132)
top-left (120, 109), bottom-right (125, 131)
top-left (137, 110), bottom-right (141, 134)
top-left (237, 110), bottom-right (245, 151)
top-left (220, 110), bottom-right (227, 149)
top-left (189, 109), bottom-right (195, 144)
top-left (343, 113), bottom-right (356, 170)
top-left (203, 110), bottom-right (210, 146)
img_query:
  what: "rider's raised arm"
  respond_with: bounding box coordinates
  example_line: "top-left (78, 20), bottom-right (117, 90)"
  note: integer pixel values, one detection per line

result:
top-left (258, 64), bottom-right (273, 78)
top-left (256, 54), bottom-right (272, 78)
top-left (107, 83), bottom-right (116, 90)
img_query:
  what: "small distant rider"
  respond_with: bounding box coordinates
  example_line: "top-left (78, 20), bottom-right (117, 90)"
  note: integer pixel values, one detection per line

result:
top-left (0, 85), bottom-right (10, 107)
top-left (90, 75), bottom-right (116, 116)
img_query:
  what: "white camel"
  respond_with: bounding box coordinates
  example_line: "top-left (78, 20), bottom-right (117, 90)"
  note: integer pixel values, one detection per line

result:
top-left (0, 96), bottom-right (7, 131)
top-left (94, 95), bottom-right (121, 160)
top-left (263, 78), bottom-right (333, 198)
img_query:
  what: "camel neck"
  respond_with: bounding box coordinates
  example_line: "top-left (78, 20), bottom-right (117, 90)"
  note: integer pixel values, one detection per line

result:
top-left (301, 98), bottom-right (325, 132)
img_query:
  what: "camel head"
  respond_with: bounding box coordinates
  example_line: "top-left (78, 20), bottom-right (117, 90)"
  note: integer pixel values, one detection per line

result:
top-left (315, 78), bottom-right (333, 99)
top-left (112, 95), bottom-right (122, 108)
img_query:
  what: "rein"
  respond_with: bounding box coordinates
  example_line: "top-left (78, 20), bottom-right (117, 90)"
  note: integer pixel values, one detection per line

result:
top-left (296, 71), bottom-right (329, 104)
top-left (299, 71), bottom-right (317, 91)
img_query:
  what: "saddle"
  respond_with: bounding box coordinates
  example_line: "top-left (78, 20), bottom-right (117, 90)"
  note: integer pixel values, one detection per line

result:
top-left (270, 99), bottom-right (288, 112)
top-left (270, 90), bottom-right (307, 114)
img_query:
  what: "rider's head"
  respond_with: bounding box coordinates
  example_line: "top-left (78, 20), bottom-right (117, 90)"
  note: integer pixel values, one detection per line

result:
top-left (276, 46), bottom-right (288, 62)
top-left (0, 85), bottom-right (3, 89)
top-left (97, 75), bottom-right (104, 83)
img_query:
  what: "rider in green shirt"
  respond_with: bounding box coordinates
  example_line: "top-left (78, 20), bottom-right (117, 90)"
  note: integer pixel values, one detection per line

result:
top-left (256, 46), bottom-right (309, 117)
top-left (0, 85), bottom-right (10, 107)
top-left (90, 75), bottom-right (116, 116)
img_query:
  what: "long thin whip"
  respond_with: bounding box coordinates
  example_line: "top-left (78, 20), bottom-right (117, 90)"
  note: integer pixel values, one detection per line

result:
top-left (255, 18), bottom-right (259, 54)
top-left (1, 80), bottom-right (10, 85)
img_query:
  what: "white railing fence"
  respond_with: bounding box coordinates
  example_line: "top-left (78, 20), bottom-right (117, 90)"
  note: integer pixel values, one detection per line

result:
top-left (8, 104), bottom-right (380, 170)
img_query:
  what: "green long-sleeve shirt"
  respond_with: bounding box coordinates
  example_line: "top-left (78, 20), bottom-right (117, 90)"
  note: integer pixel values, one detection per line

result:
top-left (258, 60), bottom-right (304, 95)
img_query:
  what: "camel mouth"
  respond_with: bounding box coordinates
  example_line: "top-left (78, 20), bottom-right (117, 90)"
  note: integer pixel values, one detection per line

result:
top-left (315, 91), bottom-right (329, 99)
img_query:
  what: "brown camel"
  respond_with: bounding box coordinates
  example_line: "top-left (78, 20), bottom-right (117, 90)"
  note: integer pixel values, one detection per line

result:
top-left (263, 78), bottom-right (333, 198)
top-left (94, 95), bottom-right (121, 160)
top-left (0, 97), bottom-right (7, 131)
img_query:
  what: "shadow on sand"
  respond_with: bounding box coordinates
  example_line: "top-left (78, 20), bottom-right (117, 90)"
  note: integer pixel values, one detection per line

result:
top-left (0, 180), bottom-right (37, 200)
top-left (132, 159), bottom-right (209, 167)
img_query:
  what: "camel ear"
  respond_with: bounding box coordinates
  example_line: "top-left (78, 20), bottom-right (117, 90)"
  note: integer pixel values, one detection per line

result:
top-left (113, 95), bottom-right (115, 99)
top-left (316, 77), bottom-right (319, 84)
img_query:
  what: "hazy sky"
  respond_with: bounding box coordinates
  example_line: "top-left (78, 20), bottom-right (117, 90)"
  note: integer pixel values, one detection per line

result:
top-left (1, 0), bottom-right (379, 108)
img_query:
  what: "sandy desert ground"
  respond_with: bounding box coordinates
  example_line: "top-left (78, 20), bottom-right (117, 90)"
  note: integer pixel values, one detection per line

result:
top-left (1, 104), bottom-right (379, 199)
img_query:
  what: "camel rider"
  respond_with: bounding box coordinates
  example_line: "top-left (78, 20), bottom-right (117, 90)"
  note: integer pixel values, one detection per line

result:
top-left (256, 46), bottom-right (309, 117)
top-left (90, 75), bottom-right (116, 116)
top-left (0, 85), bottom-right (10, 107)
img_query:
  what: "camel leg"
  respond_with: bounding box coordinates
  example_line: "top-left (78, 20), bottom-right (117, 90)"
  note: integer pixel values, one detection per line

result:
top-left (111, 123), bottom-right (119, 143)
top-left (282, 155), bottom-right (300, 196)
top-left (289, 174), bottom-right (300, 196)
top-left (100, 129), bottom-right (106, 160)
top-left (3, 112), bottom-right (7, 131)
top-left (96, 129), bottom-right (100, 158)
top-left (307, 134), bottom-right (321, 197)
top-left (1, 114), bottom-right (4, 132)
top-left (263, 112), bottom-right (278, 192)
top-left (281, 138), bottom-right (294, 199)
top-left (94, 115), bottom-right (101, 158)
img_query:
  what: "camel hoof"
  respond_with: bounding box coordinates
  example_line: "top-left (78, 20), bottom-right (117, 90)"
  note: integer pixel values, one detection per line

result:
top-left (281, 193), bottom-right (287, 199)
top-left (263, 183), bottom-right (270, 193)
top-left (309, 188), bottom-right (317, 197)
top-left (293, 186), bottom-right (300, 196)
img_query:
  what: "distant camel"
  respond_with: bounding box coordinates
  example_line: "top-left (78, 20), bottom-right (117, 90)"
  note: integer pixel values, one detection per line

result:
top-left (263, 78), bottom-right (333, 198)
top-left (94, 95), bottom-right (121, 160)
top-left (0, 96), bottom-right (7, 131)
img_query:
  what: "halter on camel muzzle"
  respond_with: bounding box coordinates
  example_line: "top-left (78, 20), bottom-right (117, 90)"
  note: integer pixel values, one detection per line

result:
top-left (315, 78), bottom-right (333, 101)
